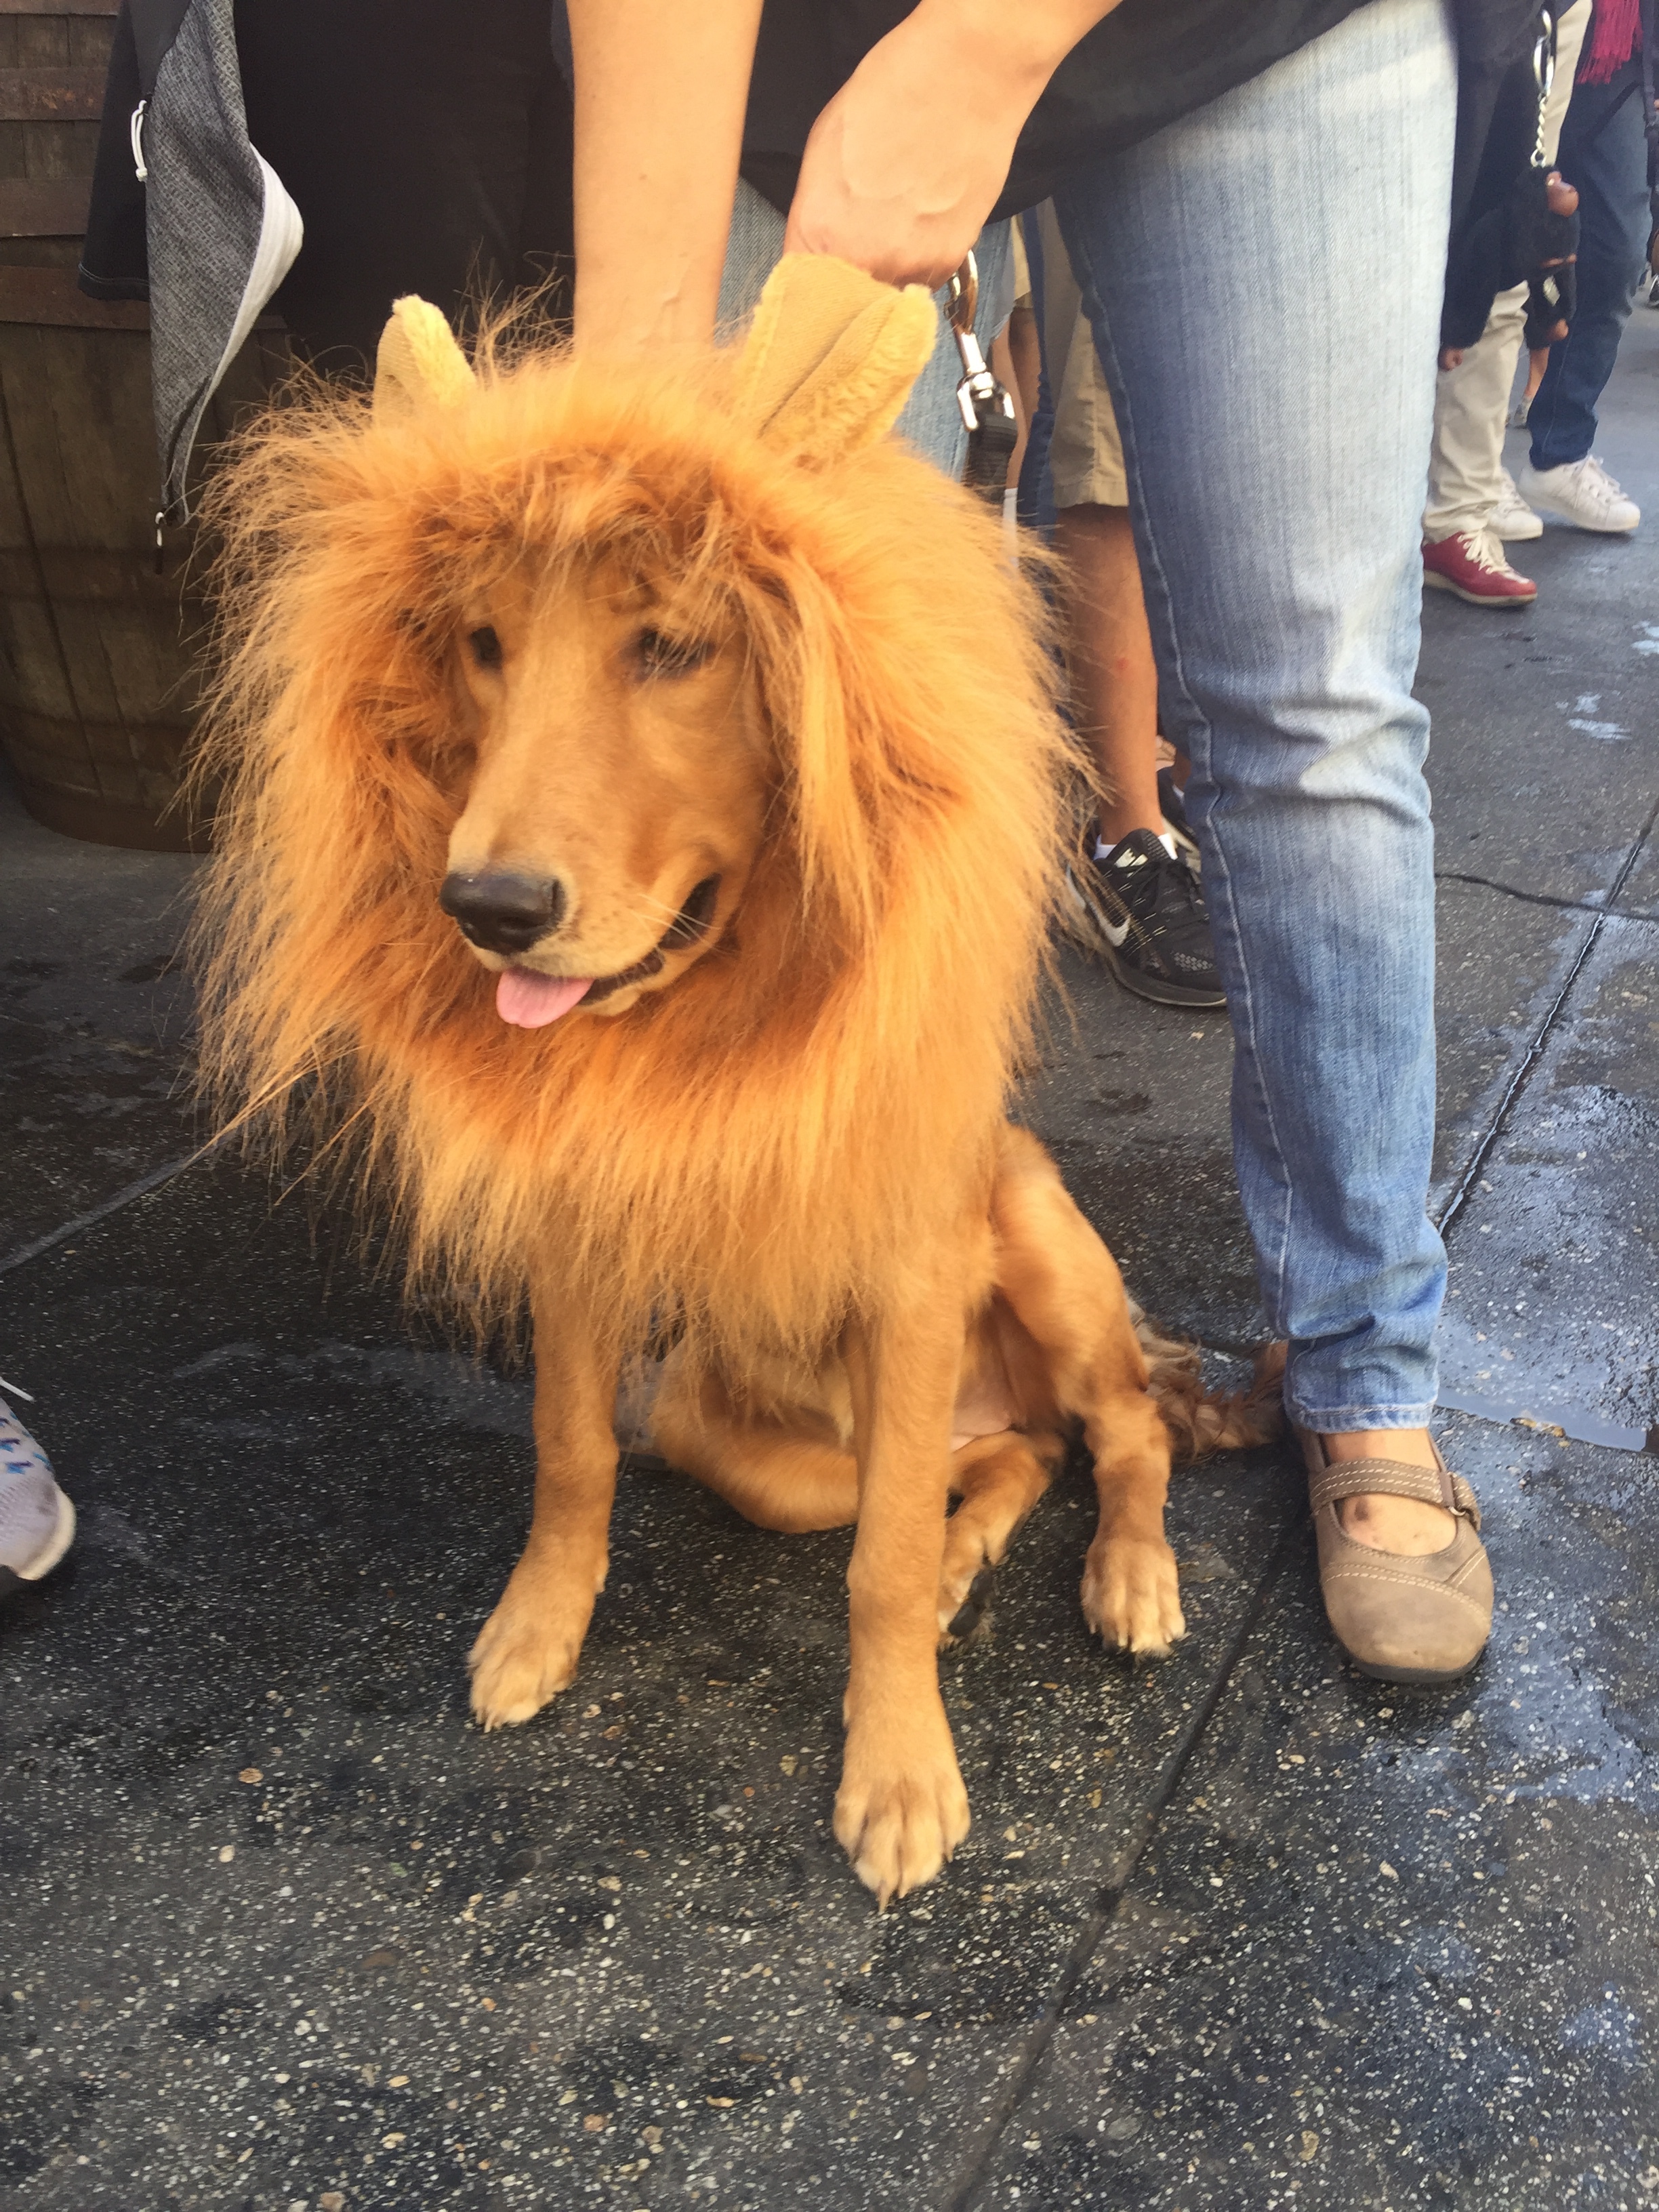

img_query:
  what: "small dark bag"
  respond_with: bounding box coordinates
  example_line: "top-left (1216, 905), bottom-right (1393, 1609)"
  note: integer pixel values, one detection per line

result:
top-left (1441, 7), bottom-right (1581, 351)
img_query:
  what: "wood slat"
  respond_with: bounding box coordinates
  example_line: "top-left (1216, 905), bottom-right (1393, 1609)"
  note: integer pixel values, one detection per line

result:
top-left (0, 66), bottom-right (103, 119)
top-left (0, 265), bottom-right (146, 324)
top-left (0, 172), bottom-right (86, 234)
top-left (14, 777), bottom-right (207, 851)
top-left (0, 270), bottom-right (289, 329)
top-left (0, 546), bottom-right (197, 600)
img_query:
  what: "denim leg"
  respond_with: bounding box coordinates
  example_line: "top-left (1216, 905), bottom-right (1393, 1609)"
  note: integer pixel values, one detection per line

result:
top-left (1053, 0), bottom-right (1455, 1431)
top-left (1015, 208), bottom-right (1059, 533)
top-left (717, 179), bottom-right (1011, 475)
top-left (1527, 61), bottom-right (1654, 470)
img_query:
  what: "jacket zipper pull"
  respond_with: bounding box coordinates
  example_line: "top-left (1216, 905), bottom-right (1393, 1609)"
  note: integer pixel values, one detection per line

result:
top-left (130, 99), bottom-right (148, 182)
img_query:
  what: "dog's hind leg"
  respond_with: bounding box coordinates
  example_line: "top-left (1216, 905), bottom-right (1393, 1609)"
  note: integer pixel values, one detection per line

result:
top-left (937, 1430), bottom-right (1062, 1644)
top-left (651, 1362), bottom-right (861, 1532)
top-left (470, 1278), bottom-right (619, 1729)
top-left (990, 1126), bottom-right (1185, 1658)
top-left (654, 1361), bottom-right (1058, 1636)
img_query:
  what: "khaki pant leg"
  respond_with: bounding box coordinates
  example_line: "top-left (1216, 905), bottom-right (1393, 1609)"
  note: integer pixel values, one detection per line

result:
top-left (1424, 288), bottom-right (1527, 538)
top-left (1542, 1), bottom-right (1591, 166)
top-left (1034, 199), bottom-right (1130, 511)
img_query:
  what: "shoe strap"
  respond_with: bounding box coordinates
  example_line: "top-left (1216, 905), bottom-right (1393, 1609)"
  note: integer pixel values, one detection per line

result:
top-left (1309, 1457), bottom-right (1481, 1533)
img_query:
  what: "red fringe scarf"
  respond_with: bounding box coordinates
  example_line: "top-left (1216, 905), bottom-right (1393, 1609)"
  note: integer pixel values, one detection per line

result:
top-left (1578, 0), bottom-right (1643, 85)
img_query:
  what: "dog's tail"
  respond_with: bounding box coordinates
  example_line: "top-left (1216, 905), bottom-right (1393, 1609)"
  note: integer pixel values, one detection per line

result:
top-left (1133, 1309), bottom-right (1285, 1463)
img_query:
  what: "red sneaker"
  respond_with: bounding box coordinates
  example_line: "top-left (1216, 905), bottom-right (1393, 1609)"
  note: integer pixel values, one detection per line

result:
top-left (1422, 529), bottom-right (1537, 607)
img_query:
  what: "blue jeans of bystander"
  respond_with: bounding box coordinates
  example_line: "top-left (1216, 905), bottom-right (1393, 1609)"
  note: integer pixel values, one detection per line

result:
top-left (1050, 0), bottom-right (1456, 1432)
top-left (1528, 57), bottom-right (1654, 470)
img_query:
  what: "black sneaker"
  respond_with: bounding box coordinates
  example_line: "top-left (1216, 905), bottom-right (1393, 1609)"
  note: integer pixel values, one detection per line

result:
top-left (1062, 828), bottom-right (1227, 1008)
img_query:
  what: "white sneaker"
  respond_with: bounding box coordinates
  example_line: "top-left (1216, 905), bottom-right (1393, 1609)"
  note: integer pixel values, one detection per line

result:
top-left (1515, 455), bottom-right (1641, 533)
top-left (1490, 468), bottom-right (1543, 540)
top-left (0, 1385), bottom-right (75, 1595)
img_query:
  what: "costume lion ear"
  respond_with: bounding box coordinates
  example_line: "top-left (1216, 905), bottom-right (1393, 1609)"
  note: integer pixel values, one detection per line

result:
top-left (733, 253), bottom-right (937, 465)
top-left (373, 295), bottom-right (477, 421)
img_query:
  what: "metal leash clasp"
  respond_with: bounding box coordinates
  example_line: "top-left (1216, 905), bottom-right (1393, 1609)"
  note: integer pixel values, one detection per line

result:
top-left (1531, 9), bottom-right (1556, 166)
top-left (946, 251), bottom-right (1019, 507)
top-left (946, 251), bottom-right (1015, 438)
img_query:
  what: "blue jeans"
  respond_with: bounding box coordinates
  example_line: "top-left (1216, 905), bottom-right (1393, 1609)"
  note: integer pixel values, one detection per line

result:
top-left (1048, 0), bottom-right (1455, 1431)
top-left (1013, 209), bottom-right (1059, 535)
top-left (718, 180), bottom-right (1012, 479)
top-left (1528, 58), bottom-right (1654, 470)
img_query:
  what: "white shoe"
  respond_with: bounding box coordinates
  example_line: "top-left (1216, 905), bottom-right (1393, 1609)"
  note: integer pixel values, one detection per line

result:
top-left (0, 1386), bottom-right (75, 1594)
top-left (1515, 455), bottom-right (1641, 533)
top-left (1490, 468), bottom-right (1543, 540)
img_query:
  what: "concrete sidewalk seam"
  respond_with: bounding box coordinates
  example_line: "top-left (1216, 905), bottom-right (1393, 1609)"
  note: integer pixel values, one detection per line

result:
top-left (1436, 866), bottom-right (1659, 924)
top-left (937, 1518), bottom-right (1304, 2212)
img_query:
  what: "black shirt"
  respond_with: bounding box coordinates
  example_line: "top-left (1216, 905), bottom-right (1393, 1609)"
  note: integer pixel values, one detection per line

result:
top-left (741, 0), bottom-right (1374, 217)
top-left (741, 0), bottom-right (1544, 226)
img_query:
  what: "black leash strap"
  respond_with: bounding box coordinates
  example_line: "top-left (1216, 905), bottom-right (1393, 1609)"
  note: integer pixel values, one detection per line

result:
top-left (947, 253), bottom-right (1017, 508)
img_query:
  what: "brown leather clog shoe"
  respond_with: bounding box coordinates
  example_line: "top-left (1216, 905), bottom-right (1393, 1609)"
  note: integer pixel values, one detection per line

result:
top-left (1294, 1427), bottom-right (1492, 1685)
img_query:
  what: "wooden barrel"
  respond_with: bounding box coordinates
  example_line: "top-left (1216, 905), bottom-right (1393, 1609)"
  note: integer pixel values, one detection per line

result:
top-left (0, 0), bottom-right (287, 851)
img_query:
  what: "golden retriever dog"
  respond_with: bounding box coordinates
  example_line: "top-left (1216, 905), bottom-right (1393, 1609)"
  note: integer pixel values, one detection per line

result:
top-left (195, 262), bottom-right (1273, 1903)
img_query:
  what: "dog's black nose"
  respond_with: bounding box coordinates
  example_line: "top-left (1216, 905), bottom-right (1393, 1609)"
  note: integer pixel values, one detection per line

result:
top-left (439, 871), bottom-right (565, 954)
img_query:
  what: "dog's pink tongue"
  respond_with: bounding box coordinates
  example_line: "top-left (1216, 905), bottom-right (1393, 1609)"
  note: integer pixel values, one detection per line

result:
top-left (495, 970), bottom-right (592, 1027)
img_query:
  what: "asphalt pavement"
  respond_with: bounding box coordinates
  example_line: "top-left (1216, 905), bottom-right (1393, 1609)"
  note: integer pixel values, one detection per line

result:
top-left (2, 313), bottom-right (1656, 2212)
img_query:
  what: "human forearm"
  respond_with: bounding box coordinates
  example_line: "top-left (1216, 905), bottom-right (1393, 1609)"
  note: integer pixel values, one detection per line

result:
top-left (567, 0), bottom-right (764, 352)
top-left (785, 0), bottom-right (1126, 287)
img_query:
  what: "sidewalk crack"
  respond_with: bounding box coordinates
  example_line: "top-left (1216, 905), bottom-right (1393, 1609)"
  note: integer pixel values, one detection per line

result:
top-left (1435, 795), bottom-right (1659, 1240)
top-left (937, 1520), bottom-right (1301, 2212)
top-left (1435, 867), bottom-right (1659, 924)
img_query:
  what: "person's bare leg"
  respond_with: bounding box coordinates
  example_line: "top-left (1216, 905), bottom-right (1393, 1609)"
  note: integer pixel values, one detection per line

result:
top-left (1052, 502), bottom-right (1162, 847)
top-left (1322, 1427), bottom-right (1455, 1553)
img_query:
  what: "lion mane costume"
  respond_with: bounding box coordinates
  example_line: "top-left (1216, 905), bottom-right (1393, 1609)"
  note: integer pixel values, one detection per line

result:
top-left (195, 260), bottom-right (1270, 1901)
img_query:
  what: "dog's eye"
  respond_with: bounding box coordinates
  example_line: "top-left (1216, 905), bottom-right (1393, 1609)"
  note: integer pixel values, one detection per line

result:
top-left (468, 625), bottom-right (503, 670)
top-left (636, 628), bottom-right (714, 680)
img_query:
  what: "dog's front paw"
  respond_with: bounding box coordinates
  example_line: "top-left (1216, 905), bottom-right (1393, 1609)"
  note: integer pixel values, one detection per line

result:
top-left (468, 1551), bottom-right (602, 1728)
top-left (1081, 1533), bottom-right (1185, 1656)
top-left (468, 1601), bottom-right (582, 1729)
top-left (834, 1702), bottom-right (970, 1904)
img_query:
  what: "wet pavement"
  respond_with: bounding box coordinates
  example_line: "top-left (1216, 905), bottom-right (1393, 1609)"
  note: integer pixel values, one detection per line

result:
top-left (2, 316), bottom-right (1656, 2212)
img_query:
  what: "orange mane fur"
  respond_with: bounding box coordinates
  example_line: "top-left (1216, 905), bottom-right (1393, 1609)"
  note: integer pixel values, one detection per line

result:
top-left (192, 337), bottom-right (1073, 1372)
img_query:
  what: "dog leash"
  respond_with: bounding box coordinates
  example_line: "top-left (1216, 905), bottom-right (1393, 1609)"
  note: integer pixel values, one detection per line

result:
top-left (947, 253), bottom-right (1018, 508)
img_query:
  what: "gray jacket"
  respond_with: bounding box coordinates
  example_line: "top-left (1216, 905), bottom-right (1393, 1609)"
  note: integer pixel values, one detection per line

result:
top-left (80, 0), bottom-right (301, 523)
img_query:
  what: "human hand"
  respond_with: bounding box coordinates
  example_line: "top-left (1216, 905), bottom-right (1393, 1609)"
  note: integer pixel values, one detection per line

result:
top-left (783, 3), bottom-right (1057, 288)
top-left (1519, 174), bottom-right (1580, 399)
top-left (1532, 169), bottom-right (1578, 342)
